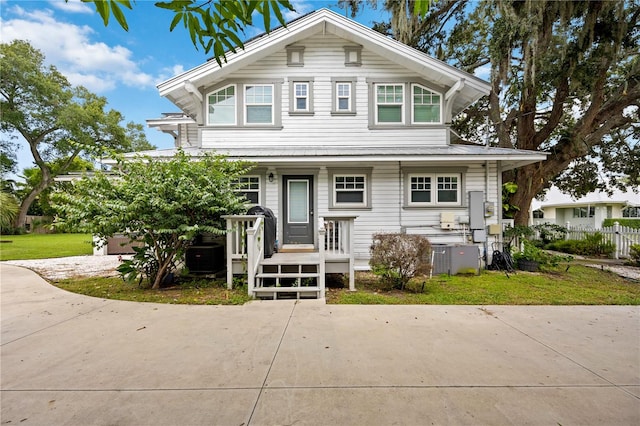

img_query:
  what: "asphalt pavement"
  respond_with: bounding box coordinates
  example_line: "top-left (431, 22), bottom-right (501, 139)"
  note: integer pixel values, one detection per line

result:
top-left (1, 263), bottom-right (639, 425)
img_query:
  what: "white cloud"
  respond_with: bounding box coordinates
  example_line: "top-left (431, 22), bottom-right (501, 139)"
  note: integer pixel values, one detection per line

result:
top-left (474, 64), bottom-right (491, 81)
top-left (285, 0), bottom-right (316, 21)
top-left (49, 0), bottom-right (93, 14)
top-left (1, 5), bottom-right (157, 93)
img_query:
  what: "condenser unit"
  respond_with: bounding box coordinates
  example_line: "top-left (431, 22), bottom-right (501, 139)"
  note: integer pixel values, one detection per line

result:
top-left (431, 245), bottom-right (480, 276)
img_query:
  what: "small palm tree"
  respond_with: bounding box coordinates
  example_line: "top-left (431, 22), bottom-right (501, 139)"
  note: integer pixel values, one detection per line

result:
top-left (0, 191), bottom-right (19, 232)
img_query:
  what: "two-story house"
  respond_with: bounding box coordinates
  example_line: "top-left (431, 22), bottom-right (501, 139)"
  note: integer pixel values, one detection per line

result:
top-left (140, 9), bottom-right (545, 298)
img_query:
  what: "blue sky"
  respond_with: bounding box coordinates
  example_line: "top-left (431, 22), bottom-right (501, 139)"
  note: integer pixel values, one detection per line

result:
top-left (1, 0), bottom-right (391, 174)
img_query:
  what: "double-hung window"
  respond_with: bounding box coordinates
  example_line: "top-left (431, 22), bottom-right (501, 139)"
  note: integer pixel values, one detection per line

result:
top-left (207, 85), bottom-right (236, 125)
top-left (245, 84), bottom-right (273, 124)
top-left (375, 84), bottom-right (404, 124)
top-left (234, 176), bottom-right (260, 204)
top-left (294, 82), bottom-right (309, 111)
top-left (408, 173), bottom-right (461, 206)
top-left (331, 78), bottom-right (356, 115)
top-left (337, 83), bottom-right (351, 111)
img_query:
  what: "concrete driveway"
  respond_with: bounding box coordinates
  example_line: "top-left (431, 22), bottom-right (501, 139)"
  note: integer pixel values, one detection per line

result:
top-left (1, 263), bottom-right (639, 425)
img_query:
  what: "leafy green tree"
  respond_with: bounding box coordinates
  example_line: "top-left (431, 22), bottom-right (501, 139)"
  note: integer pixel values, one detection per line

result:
top-left (76, 0), bottom-right (295, 65)
top-left (0, 40), bottom-right (154, 230)
top-left (0, 191), bottom-right (19, 233)
top-left (18, 157), bottom-right (94, 217)
top-left (52, 150), bottom-right (253, 289)
top-left (372, 0), bottom-right (639, 225)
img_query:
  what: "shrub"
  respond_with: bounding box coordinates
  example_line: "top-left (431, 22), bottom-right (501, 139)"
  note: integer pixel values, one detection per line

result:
top-left (513, 239), bottom-right (572, 269)
top-left (369, 233), bottom-right (432, 290)
top-left (532, 223), bottom-right (568, 245)
top-left (629, 244), bottom-right (640, 266)
top-left (602, 218), bottom-right (640, 229)
top-left (546, 233), bottom-right (615, 257)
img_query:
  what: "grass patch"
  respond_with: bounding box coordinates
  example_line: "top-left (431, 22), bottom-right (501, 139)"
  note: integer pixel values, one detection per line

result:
top-left (53, 276), bottom-right (252, 305)
top-left (327, 265), bottom-right (640, 305)
top-left (0, 233), bottom-right (93, 260)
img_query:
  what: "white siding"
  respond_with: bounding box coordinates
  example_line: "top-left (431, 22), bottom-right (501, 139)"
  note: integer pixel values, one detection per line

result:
top-left (198, 33), bottom-right (449, 150)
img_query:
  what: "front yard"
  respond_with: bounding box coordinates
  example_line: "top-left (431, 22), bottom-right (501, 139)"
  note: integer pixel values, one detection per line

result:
top-left (48, 265), bottom-right (640, 306)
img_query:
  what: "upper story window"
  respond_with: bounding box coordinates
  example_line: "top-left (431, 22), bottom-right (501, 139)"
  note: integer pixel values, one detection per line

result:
top-left (289, 79), bottom-right (314, 115)
top-left (294, 83), bottom-right (309, 111)
top-left (234, 176), bottom-right (260, 204)
top-left (207, 85), bottom-right (236, 125)
top-left (376, 84), bottom-right (404, 124)
top-left (331, 78), bottom-right (356, 115)
top-left (245, 85), bottom-right (273, 125)
top-left (412, 84), bottom-right (441, 123)
top-left (337, 83), bottom-right (351, 111)
top-left (368, 79), bottom-right (443, 128)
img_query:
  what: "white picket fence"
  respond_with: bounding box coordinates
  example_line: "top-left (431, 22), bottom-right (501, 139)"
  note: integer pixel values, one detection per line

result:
top-left (566, 222), bottom-right (640, 259)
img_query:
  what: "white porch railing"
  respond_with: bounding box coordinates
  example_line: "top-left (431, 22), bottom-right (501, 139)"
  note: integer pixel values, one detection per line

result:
top-left (321, 216), bottom-right (357, 291)
top-left (224, 214), bottom-right (356, 296)
top-left (565, 221), bottom-right (640, 259)
top-left (224, 215), bottom-right (263, 289)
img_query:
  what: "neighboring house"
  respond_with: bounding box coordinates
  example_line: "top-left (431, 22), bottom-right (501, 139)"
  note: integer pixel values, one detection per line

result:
top-left (135, 9), bottom-right (545, 298)
top-left (531, 187), bottom-right (640, 229)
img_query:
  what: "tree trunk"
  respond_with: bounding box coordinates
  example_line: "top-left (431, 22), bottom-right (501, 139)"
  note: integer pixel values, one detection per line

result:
top-left (14, 176), bottom-right (52, 230)
top-left (506, 164), bottom-right (547, 226)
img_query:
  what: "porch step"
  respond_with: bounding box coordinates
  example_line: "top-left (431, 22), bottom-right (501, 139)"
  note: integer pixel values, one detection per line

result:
top-left (279, 244), bottom-right (315, 253)
top-left (257, 273), bottom-right (319, 279)
top-left (253, 286), bottom-right (321, 300)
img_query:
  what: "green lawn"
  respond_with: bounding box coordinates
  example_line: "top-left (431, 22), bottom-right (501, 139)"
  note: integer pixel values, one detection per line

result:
top-left (0, 233), bottom-right (93, 260)
top-left (327, 266), bottom-right (640, 305)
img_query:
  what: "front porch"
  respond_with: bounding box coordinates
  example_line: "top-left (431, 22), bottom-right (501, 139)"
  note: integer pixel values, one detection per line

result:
top-left (224, 215), bottom-right (356, 299)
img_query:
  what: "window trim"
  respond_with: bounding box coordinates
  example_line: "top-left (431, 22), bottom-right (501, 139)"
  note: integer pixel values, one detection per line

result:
top-left (206, 84), bottom-right (237, 126)
top-left (331, 77), bottom-right (357, 115)
top-left (411, 83), bottom-right (442, 124)
top-left (233, 175), bottom-right (262, 205)
top-left (288, 78), bottom-right (314, 116)
top-left (573, 206), bottom-right (595, 218)
top-left (374, 83), bottom-right (405, 125)
top-left (328, 168), bottom-right (372, 210)
top-left (403, 167), bottom-right (466, 208)
top-left (204, 80), bottom-right (283, 129)
top-left (367, 78), bottom-right (445, 129)
top-left (244, 84), bottom-right (274, 125)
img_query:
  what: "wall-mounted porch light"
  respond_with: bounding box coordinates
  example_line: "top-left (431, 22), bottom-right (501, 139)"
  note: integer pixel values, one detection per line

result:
top-left (268, 172), bottom-right (274, 183)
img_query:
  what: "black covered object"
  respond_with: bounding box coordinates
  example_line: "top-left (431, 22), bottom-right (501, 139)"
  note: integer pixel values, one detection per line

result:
top-left (247, 206), bottom-right (277, 258)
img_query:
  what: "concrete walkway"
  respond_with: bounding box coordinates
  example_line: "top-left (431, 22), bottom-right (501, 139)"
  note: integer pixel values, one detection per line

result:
top-left (1, 263), bottom-right (639, 425)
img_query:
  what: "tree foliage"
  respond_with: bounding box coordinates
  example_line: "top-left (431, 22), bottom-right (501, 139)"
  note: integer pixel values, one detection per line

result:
top-left (52, 150), bottom-right (254, 289)
top-left (372, 0), bottom-right (639, 225)
top-left (0, 40), bottom-right (154, 230)
top-left (0, 191), bottom-right (19, 233)
top-left (76, 0), bottom-right (295, 66)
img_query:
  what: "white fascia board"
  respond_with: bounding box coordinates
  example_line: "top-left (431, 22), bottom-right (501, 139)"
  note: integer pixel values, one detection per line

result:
top-left (157, 9), bottom-right (490, 101)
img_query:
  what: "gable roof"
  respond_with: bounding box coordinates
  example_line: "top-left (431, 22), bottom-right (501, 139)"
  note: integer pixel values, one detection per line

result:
top-left (157, 8), bottom-right (490, 119)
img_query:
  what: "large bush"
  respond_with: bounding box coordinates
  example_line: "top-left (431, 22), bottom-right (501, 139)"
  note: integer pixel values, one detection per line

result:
top-left (53, 150), bottom-right (253, 289)
top-left (369, 233), bottom-right (432, 290)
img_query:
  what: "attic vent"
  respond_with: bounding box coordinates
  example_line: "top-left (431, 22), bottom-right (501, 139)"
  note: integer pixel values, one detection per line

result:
top-left (344, 45), bottom-right (362, 67)
top-left (286, 46), bottom-right (305, 67)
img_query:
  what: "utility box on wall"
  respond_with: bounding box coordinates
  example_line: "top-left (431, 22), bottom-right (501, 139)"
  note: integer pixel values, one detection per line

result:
top-left (468, 191), bottom-right (485, 230)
